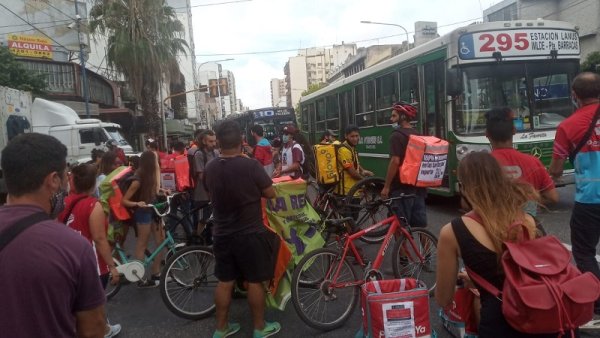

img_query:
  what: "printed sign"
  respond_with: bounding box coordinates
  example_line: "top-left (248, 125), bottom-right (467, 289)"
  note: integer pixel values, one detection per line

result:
top-left (160, 172), bottom-right (176, 191)
top-left (7, 34), bottom-right (53, 59)
top-left (417, 153), bottom-right (447, 184)
top-left (382, 302), bottom-right (416, 338)
top-left (458, 29), bottom-right (579, 60)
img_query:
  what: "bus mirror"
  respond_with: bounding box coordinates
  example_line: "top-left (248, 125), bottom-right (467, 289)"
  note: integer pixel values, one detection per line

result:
top-left (446, 68), bottom-right (462, 97)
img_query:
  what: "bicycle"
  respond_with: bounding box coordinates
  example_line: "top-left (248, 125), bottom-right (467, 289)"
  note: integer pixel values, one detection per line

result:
top-left (290, 195), bottom-right (438, 331)
top-left (307, 177), bottom-right (390, 244)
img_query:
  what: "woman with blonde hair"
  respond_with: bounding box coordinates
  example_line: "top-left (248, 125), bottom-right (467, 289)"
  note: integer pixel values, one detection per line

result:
top-left (435, 152), bottom-right (569, 337)
top-left (121, 150), bottom-right (164, 287)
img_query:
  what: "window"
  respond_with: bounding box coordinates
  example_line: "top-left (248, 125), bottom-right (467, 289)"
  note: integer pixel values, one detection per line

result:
top-left (301, 105), bottom-right (309, 132)
top-left (400, 66), bottom-right (418, 103)
top-left (376, 72), bottom-right (399, 125)
top-left (316, 99), bottom-right (326, 121)
top-left (356, 81), bottom-right (375, 127)
top-left (80, 129), bottom-right (95, 144)
top-left (326, 95), bottom-right (339, 119)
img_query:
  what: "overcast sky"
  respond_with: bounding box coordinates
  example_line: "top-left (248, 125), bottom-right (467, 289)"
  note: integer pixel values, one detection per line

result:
top-left (190, 0), bottom-right (500, 109)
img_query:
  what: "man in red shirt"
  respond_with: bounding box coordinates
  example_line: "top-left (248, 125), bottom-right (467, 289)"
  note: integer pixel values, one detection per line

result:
top-left (485, 107), bottom-right (558, 215)
top-left (250, 124), bottom-right (274, 175)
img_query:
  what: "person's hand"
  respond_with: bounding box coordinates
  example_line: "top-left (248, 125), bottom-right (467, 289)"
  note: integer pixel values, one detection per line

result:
top-left (272, 168), bottom-right (281, 178)
top-left (381, 187), bottom-right (390, 199)
top-left (161, 188), bottom-right (172, 196)
top-left (109, 266), bottom-right (120, 285)
top-left (137, 201), bottom-right (147, 208)
top-left (363, 170), bottom-right (374, 177)
top-left (458, 270), bottom-right (475, 289)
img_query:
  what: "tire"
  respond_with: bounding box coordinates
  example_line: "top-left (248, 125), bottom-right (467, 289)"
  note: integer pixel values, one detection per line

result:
top-left (160, 246), bottom-right (217, 320)
top-left (106, 257), bottom-right (122, 300)
top-left (392, 229), bottom-right (438, 294)
top-left (291, 248), bottom-right (359, 331)
top-left (345, 177), bottom-right (389, 244)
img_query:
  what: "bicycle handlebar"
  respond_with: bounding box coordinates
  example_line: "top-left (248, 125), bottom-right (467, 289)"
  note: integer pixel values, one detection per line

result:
top-left (146, 192), bottom-right (187, 217)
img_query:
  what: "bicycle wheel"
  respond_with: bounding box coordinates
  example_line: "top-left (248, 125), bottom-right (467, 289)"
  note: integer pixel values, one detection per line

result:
top-left (345, 177), bottom-right (389, 244)
top-left (291, 248), bottom-right (359, 331)
top-left (392, 228), bottom-right (438, 294)
top-left (160, 246), bottom-right (217, 320)
top-left (106, 257), bottom-right (122, 300)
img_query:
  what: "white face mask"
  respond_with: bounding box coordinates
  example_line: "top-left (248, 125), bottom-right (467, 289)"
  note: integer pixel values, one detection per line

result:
top-left (282, 135), bottom-right (290, 143)
top-left (391, 122), bottom-right (399, 128)
top-left (572, 97), bottom-right (579, 109)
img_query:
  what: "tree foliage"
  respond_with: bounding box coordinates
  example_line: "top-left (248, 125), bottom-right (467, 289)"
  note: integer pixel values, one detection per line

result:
top-left (89, 0), bottom-right (189, 136)
top-left (581, 51), bottom-right (600, 73)
top-left (301, 82), bottom-right (327, 97)
top-left (0, 47), bottom-right (47, 95)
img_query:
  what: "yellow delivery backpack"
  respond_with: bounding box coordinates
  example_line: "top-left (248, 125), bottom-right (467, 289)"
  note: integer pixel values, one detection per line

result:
top-left (313, 143), bottom-right (343, 185)
top-left (399, 134), bottom-right (449, 187)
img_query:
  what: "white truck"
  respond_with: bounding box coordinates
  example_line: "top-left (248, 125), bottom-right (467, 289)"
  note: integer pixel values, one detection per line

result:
top-left (0, 86), bottom-right (133, 195)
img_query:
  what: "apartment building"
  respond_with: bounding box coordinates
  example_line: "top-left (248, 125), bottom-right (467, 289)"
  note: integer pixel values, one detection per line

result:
top-left (270, 78), bottom-right (287, 107)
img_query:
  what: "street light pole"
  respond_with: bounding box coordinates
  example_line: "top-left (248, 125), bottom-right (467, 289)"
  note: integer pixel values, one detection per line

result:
top-left (360, 20), bottom-right (410, 51)
top-left (74, 1), bottom-right (90, 117)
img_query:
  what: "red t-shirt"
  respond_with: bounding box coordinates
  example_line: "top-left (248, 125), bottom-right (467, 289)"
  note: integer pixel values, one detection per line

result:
top-left (58, 194), bottom-right (109, 276)
top-left (553, 103), bottom-right (600, 160)
top-left (491, 148), bottom-right (555, 192)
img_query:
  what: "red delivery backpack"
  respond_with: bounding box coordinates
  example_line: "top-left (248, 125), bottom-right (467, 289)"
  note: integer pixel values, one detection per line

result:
top-left (465, 212), bottom-right (600, 336)
top-left (439, 282), bottom-right (479, 338)
top-left (108, 167), bottom-right (134, 221)
top-left (357, 278), bottom-right (432, 338)
top-left (396, 130), bottom-right (449, 187)
top-left (173, 155), bottom-right (191, 191)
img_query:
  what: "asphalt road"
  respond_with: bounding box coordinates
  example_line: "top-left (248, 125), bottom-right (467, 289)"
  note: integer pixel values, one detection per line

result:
top-left (106, 185), bottom-right (598, 337)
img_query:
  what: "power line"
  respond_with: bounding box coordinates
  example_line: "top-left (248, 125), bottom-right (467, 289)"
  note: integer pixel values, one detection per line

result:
top-left (173, 0), bottom-right (252, 9)
top-left (0, 19), bottom-right (71, 29)
top-left (0, 3), bottom-right (70, 51)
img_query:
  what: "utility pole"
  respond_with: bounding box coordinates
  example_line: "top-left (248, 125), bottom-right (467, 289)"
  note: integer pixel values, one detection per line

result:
top-left (74, 1), bottom-right (90, 118)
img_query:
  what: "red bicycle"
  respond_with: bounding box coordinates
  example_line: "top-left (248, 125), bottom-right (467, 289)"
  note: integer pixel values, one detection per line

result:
top-left (290, 195), bottom-right (438, 331)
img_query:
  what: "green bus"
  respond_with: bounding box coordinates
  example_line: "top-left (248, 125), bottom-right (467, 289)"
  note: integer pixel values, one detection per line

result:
top-left (299, 20), bottom-right (580, 196)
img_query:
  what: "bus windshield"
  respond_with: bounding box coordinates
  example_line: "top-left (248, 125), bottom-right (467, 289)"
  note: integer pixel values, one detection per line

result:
top-left (454, 61), bottom-right (578, 135)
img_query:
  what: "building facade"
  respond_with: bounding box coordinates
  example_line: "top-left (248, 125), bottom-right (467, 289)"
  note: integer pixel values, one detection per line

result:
top-left (197, 63), bottom-right (238, 119)
top-left (270, 78), bottom-right (287, 107)
top-left (483, 0), bottom-right (600, 60)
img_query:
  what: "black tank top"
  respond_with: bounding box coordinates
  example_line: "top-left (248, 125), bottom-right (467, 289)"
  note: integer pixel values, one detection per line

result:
top-left (450, 217), bottom-right (566, 338)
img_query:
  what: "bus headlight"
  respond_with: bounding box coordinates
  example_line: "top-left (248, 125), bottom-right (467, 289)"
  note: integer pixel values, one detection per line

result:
top-left (456, 144), bottom-right (491, 161)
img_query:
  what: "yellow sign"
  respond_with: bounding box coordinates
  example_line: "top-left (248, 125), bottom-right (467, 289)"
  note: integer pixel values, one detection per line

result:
top-left (7, 34), bottom-right (53, 59)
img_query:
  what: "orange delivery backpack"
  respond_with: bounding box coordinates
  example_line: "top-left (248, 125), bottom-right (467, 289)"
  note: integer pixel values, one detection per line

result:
top-left (108, 166), bottom-right (134, 221)
top-left (396, 130), bottom-right (449, 187)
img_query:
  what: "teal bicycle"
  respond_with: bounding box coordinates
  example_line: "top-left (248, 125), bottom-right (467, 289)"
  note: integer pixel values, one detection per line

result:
top-left (105, 193), bottom-right (217, 320)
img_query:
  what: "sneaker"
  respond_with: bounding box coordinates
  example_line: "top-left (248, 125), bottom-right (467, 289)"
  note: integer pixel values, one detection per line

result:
top-left (580, 318), bottom-right (600, 330)
top-left (136, 279), bottom-right (158, 288)
top-left (253, 321), bottom-right (281, 338)
top-left (212, 322), bottom-right (241, 338)
top-left (105, 323), bottom-right (121, 338)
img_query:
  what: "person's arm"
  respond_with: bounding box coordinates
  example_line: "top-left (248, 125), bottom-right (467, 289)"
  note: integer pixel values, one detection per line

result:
top-left (121, 180), bottom-right (145, 208)
top-left (262, 186), bottom-right (276, 199)
top-left (541, 187), bottom-right (559, 204)
top-left (381, 156), bottom-right (401, 199)
top-left (549, 158), bottom-right (565, 179)
top-left (75, 306), bottom-right (106, 338)
top-left (89, 202), bottom-right (119, 285)
top-left (338, 148), bottom-right (363, 180)
top-left (435, 223), bottom-right (460, 307)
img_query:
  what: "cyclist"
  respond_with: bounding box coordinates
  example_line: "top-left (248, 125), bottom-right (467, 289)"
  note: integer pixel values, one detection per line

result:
top-left (121, 151), bottom-right (164, 287)
top-left (335, 125), bottom-right (373, 196)
top-left (273, 125), bottom-right (305, 179)
top-left (381, 102), bottom-right (428, 228)
top-left (486, 107), bottom-right (558, 215)
top-left (204, 120), bottom-right (280, 338)
top-left (192, 130), bottom-right (219, 242)
top-left (59, 163), bottom-right (121, 337)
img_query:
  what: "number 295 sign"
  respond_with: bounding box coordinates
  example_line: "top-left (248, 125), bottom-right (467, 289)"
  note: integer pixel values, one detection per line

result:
top-left (458, 29), bottom-right (579, 60)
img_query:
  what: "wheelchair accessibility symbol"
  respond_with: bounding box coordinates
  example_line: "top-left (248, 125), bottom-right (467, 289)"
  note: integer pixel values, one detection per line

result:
top-left (460, 42), bottom-right (471, 55)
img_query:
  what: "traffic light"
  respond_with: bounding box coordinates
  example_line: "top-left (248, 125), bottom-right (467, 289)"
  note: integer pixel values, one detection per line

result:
top-left (219, 78), bottom-right (229, 96)
top-left (209, 79), bottom-right (218, 98)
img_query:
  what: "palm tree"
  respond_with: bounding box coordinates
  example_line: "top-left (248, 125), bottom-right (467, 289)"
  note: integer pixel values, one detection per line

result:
top-left (89, 0), bottom-right (188, 137)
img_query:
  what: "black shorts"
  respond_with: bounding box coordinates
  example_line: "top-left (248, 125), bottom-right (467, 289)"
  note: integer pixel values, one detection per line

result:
top-left (212, 230), bottom-right (278, 283)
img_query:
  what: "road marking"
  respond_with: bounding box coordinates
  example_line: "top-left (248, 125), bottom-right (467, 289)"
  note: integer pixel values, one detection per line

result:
top-left (562, 243), bottom-right (600, 263)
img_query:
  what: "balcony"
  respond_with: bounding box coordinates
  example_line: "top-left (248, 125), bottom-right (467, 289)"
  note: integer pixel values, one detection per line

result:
top-left (17, 58), bottom-right (118, 108)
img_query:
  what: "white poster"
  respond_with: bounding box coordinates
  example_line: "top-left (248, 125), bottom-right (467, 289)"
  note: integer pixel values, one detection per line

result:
top-left (382, 301), bottom-right (416, 338)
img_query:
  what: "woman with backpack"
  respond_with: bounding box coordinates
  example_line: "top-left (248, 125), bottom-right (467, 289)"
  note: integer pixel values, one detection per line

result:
top-left (121, 150), bottom-right (164, 288)
top-left (435, 152), bottom-right (574, 337)
top-left (58, 164), bottom-right (121, 337)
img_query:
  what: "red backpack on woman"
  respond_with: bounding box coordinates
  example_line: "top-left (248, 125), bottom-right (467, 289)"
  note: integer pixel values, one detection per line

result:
top-left (465, 212), bottom-right (600, 336)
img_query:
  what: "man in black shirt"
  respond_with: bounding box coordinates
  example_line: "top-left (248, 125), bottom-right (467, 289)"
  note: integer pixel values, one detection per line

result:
top-left (204, 121), bottom-right (281, 338)
top-left (381, 102), bottom-right (428, 228)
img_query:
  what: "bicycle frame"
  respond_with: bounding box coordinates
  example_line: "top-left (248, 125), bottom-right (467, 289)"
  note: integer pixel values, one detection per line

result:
top-left (113, 227), bottom-right (178, 268)
top-left (330, 214), bottom-right (427, 288)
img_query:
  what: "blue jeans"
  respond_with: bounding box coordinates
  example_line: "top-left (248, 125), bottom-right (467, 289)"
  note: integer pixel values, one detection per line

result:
top-left (570, 202), bottom-right (600, 314)
top-left (390, 190), bottom-right (427, 227)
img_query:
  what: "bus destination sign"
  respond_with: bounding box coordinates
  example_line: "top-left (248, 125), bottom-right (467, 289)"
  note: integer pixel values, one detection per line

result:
top-left (458, 29), bottom-right (579, 60)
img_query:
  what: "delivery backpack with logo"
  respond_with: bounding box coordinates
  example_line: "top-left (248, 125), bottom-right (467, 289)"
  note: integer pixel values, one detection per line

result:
top-left (465, 212), bottom-right (600, 336)
top-left (313, 143), bottom-right (350, 186)
top-left (108, 167), bottom-right (135, 221)
top-left (395, 129), bottom-right (449, 187)
top-left (356, 278), bottom-right (433, 338)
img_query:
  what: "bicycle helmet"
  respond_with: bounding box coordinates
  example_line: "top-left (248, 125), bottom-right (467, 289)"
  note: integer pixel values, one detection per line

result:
top-left (392, 102), bottom-right (418, 119)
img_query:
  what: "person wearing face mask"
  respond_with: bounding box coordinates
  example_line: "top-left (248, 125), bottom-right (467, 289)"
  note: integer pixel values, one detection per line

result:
top-left (381, 102), bottom-right (428, 229)
top-left (0, 133), bottom-right (106, 338)
top-left (273, 124), bottom-right (305, 179)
